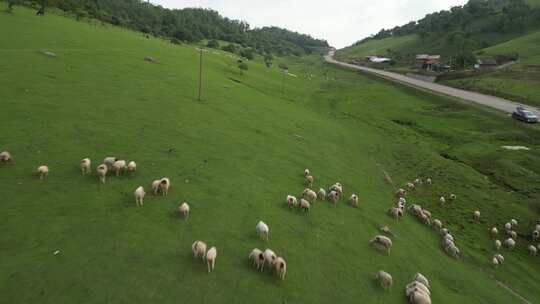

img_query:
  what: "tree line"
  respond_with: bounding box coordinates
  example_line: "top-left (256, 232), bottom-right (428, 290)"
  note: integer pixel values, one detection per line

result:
top-left (7, 0), bottom-right (328, 58)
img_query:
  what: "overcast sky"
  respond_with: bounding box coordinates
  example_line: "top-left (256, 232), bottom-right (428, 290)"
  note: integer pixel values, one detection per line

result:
top-left (153, 0), bottom-right (468, 48)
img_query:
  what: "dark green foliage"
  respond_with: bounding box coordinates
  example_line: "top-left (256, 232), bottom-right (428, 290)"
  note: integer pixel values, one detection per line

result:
top-left (206, 39), bottom-right (219, 49)
top-left (239, 48), bottom-right (254, 60)
top-left (264, 53), bottom-right (273, 67)
top-left (221, 43), bottom-right (237, 54)
top-left (237, 61), bottom-right (248, 74)
top-left (33, 0), bottom-right (328, 56)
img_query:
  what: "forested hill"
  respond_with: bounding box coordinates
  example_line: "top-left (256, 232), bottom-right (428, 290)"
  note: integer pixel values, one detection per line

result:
top-left (21, 0), bottom-right (329, 56)
top-left (349, 0), bottom-right (540, 54)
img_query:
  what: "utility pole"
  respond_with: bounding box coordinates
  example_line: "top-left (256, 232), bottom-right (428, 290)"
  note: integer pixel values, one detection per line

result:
top-left (198, 48), bottom-right (203, 101)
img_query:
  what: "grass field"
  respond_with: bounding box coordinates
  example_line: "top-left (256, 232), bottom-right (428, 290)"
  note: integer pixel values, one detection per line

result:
top-left (335, 35), bottom-right (419, 60)
top-left (1, 4), bottom-right (540, 304)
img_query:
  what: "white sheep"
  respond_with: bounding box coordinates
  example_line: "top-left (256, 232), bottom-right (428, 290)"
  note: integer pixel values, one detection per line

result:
top-left (495, 254), bottom-right (504, 264)
top-left (96, 164), bottom-right (107, 183)
top-left (286, 195), bottom-right (298, 208)
top-left (406, 182), bottom-right (415, 191)
top-left (495, 240), bottom-right (502, 250)
top-left (159, 177), bottom-right (170, 196)
top-left (0, 151), bottom-right (12, 163)
top-left (414, 273), bottom-right (430, 288)
top-left (529, 245), bottom-right (537, 256)
top-left (249, 248), bottom-right (264, 270)
top-left (80, 158), bottom-right (91, 175)
top-left (317, 188), bottom-right (326, 200)
top-left (507, 230), bottom-right (517, 240)
top-left (304, 168), bottom-right (310, 177)
top-left (439, 196), bottom-right (446, 204)
top-left (112, 160), bottom-right (127, 176)
top-left (396, 188), bottom-right (406, 197)
top-left (273, 256), bottom-right (287, 280)
top-left (328, 190), bottom-right (339, 205)
top-left (426, 177), bottom-right (432, 185)
top-left (37, 165), bottom-right (49, 179)
top-left (305, 175), bottom-right (314, 187)
top-left (349, 194), bottom-right (359, 207)
top-left (406, 282), bottom-right (431, 298)
top-left (369, 235), bottom-right (392, 255)
top-left (504, 222), bottom-right (512, 231)
top-left (330, 182), bottom-right (343, 194)
top-left (414, 178), bottom-right (422, 185)
top-left (179, 202), bottom-right (190, 218)
top-left (409, 288), bottom-right (432, 304)
top-left (256, 221), bottom-right (269, 241)
top-left (440, 228), bottom-right (449, 236)
top-left (206, 247), bottom-right (217, 273)
top-left (262, 249), bottom-right (276, 271)
top-left (535, 224), bottom-right (540, 232)
top-left (449, 194), bottom-right (457, 200)
top-left (533, 230), bottom-right (540, 241)
top-left (127, 161), bottom-right (137, 173)
top-left (432, 219), bottom-right (442, 231)
top-left (445, 244), bottom-right (460, 258)
top-left (300, 199), bottom-right (310, 212)
top-left (134, 186), bottom-right (145, 206)
top-left (375, 270), bottom-right (393, 291)
top-left (192, 241), bottom-right (207, 260)
top-left (510, 219), bottom-right (518, 228)
top-left (504, 238), bottom-right (516, 250)
top-left (473, 210), bottom-right (480, 221)
top-left (103, 157), bottom-right (117, 169)
top-left (490, 227), bottom-right (498, 238)
top-left (388, 207), bottom-right (402, 221)
top-left (302, 188), bottom-right (317, 202)
top-left (151, 179), bottom-right (161, 195)
top-left (492, 256), bottom-right (499, 268)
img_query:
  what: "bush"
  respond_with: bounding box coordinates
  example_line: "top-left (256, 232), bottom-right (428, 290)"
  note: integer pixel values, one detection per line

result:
top-left (207, 39), bottom-right (219, 49)
top-left (170, 38), bottom-right (182, 45)
top-left (221, 44), bottom-right (237, 54)
top-left (240, 48), bottom-right (255, 60)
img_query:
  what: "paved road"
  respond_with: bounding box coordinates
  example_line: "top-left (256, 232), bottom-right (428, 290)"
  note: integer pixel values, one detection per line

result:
top-left (324, 52), bottom-right (540, 117)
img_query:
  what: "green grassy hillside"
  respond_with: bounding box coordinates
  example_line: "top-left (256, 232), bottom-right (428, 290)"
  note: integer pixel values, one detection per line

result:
top-left (1, 5), bottom-right (540, 304)
top-left (335, 35), bottom-right (419, 60)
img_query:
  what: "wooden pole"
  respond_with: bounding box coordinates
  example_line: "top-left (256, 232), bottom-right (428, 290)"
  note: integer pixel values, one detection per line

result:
top-left (198, 48), bottom-right (203, 101)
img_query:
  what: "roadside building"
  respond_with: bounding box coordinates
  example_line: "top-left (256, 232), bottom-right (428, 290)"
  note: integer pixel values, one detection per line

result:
top-left (475, 58), bottom-right (498, 71)
top-left (416, 54), bottom-right (441, 70)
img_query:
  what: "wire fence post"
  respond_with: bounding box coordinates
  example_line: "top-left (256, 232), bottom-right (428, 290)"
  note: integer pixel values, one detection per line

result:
top-left (198, 48), bottom-right (203, 101)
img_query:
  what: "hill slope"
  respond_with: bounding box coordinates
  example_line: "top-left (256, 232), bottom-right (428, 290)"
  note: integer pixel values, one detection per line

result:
top-left (1, 5), bottom-right (540, 304)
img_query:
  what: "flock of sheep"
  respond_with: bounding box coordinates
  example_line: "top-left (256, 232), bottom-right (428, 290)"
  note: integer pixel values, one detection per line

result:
top-left (2, 149), bottom-right (540, 299)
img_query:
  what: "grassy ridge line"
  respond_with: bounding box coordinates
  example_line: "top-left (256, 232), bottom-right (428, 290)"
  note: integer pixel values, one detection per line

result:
top-left (1, 4), bottom-right (539, 304)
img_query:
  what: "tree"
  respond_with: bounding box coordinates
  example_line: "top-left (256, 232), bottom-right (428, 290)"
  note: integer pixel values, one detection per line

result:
top-left (240, 48), bottom-right (255, 60)
top-left (264, 53), bottom-right (273, 68)
top-left (207, 39), bottom-right (219, 49)
top-left (221, 44), bottom-right (237, 53)
top-left (6, 0), bottom-right (17, 12)
top-left (238, 62), bottom-right (248, 75)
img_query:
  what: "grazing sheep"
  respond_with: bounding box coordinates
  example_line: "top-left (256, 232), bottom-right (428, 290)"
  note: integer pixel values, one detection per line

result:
top-left (305, 175), bottom-right (314, 187)
top-left (414, 273), bottom-right (430, 288)
top-left (409, 288), bottom-right (432, 304)
top-left (426, 177), bottom-right (432, 185)
top-left (529, 245), bottom-right (537, 256)
top-left (80, 158), bottom-right (91, 175)
top-left (369, 235), bottom-right (392, 255)
top-left (192, 241), bottom-right (207, 260)
top-left (510, 219), bottom-right (518, 228)
top-left (504, 222), bottom-right (512, 231)
top-left (134, 186), bottom-right (145, 206)
top-left (317, 188), bottom-right (326, 200)
top-left (398, 197), bottom-right (407, 204)
top-left (492, 257), bottom-right (500, 268)
top-left (495, 254), bottom-right (504, 264)
top-left (96, 164), bottom-right (107, 183)
top-left (473, 210), bottom-right (480, 221)
top-left (491, 227), bottom-right (498, 238)
top-left (0, 151), bottom-right (12, 163)
top-left (445, 244), bottom-right (460, 258)
top-left (179, 202), bottom-right (190, 218)
top-left (151, 180), bottom-right (161, 195)
top-left (441, 237), bottom-right (454, 249)
top-left (332, 182), bottom-right (343, 194)
top-left (304, 168), bottom-right (310, 177)
top-left (495, 240), bottom-right (502, 250)
top-left (414, 178), bottom-right (422, 185)
top-left (127, 161), bottom-right (137, 173)
top-left (409, 204), bottom-right (423, 216)
top-left (440, 228), bottom-right (449, 236)
top-left (112, 160), bottom-right (127, 176)
top-left (507, 230), bottom-right (517, 240)
top-left (286, 195), bottom-right (298, 208)
top-left (504, 238), bottom-right (516, 250)
top-left (375, 270), bottom-right (393, 291)
top-left (439, 196), bottom-right (446, 204)
top-left (256, 221), bottom-right (269, 241)
top-left (349, 194), bottom-right (359, 207)
top-left (432, 219), bottom-right (442, 231)
top-left (535, 224), bottom-right (540, 232)
top-left (406, 182), bottom-right (415, 191)
top-left (262, 249), bottom-right (276, 271)
top-left (396, 188), bottom-right (406, 197)
top-left (302, 188), bottom-right (317, 202)
top-left (206, 247), bottom-right (217, 273)
top-left (159, 177), bottom-right (170, 196)
top-left (449, 194), bottom-right (457, 200)
top-left (37, 165), bottom-right (49, 179)
top-left (388, 207), bottom-right (403, 221)
top-left (300, 199), bottom-right (310, 212)
top-left (103, 157), bottom-right (117, 169)
top-left (406, 282), bottom-right (431, 297)
top-left (379, 226), bottom-right (394, 237)
top-left (328, 190), bottom-right (339, 205)
top-left (273, 257), bottom-right (287, 280)
top-left (249, 248), bottom-right (265, 270)
top-left (533, 230), bottom-right (540, 242)
top-left (422, 209), bottom-right (432, 219)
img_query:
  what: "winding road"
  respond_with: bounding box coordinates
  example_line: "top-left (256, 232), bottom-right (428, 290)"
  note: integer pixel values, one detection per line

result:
top-left (324, 52), bottom-right (540, 117)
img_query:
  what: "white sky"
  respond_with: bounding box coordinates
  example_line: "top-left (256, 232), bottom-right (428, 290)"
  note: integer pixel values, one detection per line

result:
top-left (152, 0), bottom-right (468, 48)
